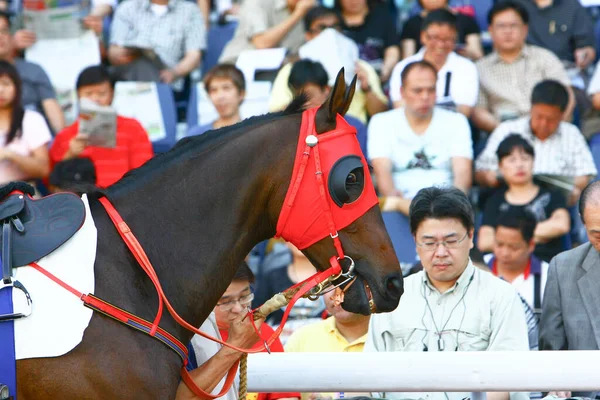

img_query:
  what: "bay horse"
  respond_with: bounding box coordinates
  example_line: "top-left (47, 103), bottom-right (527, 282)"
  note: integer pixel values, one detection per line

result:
top-left (16, 70), bottom-right (403, 399)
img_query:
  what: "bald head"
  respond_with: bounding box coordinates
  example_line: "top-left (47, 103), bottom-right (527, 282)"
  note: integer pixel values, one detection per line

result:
top-left (579, 181), bottom-right (600, 223)
top-left (580, 181), bottom-right (600, 252)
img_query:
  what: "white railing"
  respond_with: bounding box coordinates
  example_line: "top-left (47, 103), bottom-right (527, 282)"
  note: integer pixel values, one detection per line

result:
top-left (247, 351), bottom-right (600, 392)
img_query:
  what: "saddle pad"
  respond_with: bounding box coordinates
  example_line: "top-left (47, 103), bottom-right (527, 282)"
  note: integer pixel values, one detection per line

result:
top-left (13, 194), bottom-right (97, 360)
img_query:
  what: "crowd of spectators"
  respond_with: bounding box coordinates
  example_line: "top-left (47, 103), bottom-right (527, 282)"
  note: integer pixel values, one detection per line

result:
top-left (3, 0), bottom-right (600, 397)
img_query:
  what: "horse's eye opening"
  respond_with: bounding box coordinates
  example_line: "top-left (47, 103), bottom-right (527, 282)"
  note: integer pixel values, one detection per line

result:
top-left (328, 156), bottom-right (365, 207)
top-left (346, 173), bottom-right (357, 185)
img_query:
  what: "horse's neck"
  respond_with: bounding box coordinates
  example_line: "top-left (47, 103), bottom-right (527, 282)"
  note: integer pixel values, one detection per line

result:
top-left (101, 117), bottom-right (298, 343)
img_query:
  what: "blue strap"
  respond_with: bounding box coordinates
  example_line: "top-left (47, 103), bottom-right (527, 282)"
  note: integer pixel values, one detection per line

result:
top-left (186, 342), bottom-right (198, 371)
top-left (0, 276), bottom-right (17, 399)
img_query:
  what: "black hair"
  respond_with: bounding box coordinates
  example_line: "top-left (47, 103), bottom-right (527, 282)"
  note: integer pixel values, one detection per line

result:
top-left (401, 60), bottom-right (438, 86)
top-left (417, 0), bottom-right (448, 10)
top-left (0, 60), bottom-right (24, 145)
top-left (304, 6), bottom-right (339, 31)
top-left (233, 260), bottom-right (255, 284)
top-left (578, 180), bottom-right (600, 223)
top-left (0, 11), bottom-right (10, 29)
top-left (409, 186), bottom-right (474, 235)
top-left (496, 134), bottom-right (535, 162)
top-left (76, 65), bottom-right (114, 90)
top-left (531, 79), bottom-right (569, 112)
top-left (495, 208), bottom-right (537, 243)
top-left (288, 59), bottom-right (329, 93)
top-left (487, 1), bottom-right (529, 26)
top-left (49, 158), bottom-right (97, 189)
top-left (421, 8), bottom-right (457, 32)
top-left (333, 0), bottom-right (378, 12)
top-left (204, 63), bottom-right (246, 93)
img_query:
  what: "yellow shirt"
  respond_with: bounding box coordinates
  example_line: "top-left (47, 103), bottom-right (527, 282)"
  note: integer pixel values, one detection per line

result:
top-left (285, 317), bottom-right (367, 400)
top-left (267, 61), bottom-right (388, 124)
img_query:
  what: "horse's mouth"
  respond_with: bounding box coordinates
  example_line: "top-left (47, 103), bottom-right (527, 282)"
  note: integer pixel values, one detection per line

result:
top-left (364, 283), bottom-right (376, 313)
top-left (335, 264), bottom-right (402, 315)
top-left (338, 274), bottom-right (377, 315)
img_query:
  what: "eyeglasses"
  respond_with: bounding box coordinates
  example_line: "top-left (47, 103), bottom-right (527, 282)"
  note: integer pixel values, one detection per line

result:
top-left (424, 33), bottom-right (456, 45)
top-left (216, 292), bottom-right (254, 312)
top-left (416, 232), bottom-right (469, 252)
top-left (491, 22), bottom-right (523, 31)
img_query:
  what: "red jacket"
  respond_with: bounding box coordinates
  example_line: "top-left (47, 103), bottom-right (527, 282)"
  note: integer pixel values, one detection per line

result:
top-left (220, 324), bottom-right (301, 400)
top-left (49, 115), bottom-right (154, 188)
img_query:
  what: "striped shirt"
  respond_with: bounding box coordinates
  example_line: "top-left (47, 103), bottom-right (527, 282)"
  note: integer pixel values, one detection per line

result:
top-left (475, 116), bottom-right (598, 178)
top-left (476, 45), bottom-right (571, 121)
top-left (49, 115), bottom-right (154, 188)
top-left (110, 0), bottom-right (206, 90)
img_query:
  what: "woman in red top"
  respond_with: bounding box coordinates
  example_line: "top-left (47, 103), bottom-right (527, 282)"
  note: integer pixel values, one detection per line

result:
top-left (49, 65), bottom-right (153, 188)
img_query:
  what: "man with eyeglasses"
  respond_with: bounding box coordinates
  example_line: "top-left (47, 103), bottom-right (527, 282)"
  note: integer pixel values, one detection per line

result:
top-left (364, 186), bottom-right (529, 400)
top-left (177, 261), bottom-right (300, 400)
top-left (472, 1), bottom-right (573, 133)
top-left (388, 9), bottom-right (478, 119)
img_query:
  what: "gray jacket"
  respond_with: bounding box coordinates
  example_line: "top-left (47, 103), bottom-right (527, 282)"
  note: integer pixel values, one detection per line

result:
top-left (539, 242), bottom-right (600, 398)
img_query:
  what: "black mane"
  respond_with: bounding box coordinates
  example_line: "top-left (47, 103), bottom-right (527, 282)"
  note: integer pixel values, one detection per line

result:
top-left (106, 94), bottom-right (309, 195)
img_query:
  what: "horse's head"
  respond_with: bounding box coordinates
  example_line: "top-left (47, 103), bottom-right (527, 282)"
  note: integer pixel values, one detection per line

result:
top-left (275, 69), bottom-right (403, 315)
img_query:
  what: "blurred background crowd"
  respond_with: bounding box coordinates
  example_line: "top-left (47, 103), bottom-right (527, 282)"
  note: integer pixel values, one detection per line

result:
top-left (3, 0), bottom-right (600, 397)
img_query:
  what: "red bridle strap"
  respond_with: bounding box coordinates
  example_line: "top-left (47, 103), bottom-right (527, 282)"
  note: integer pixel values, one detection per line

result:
top-left (311, 136), bottom-right (345, 259)
top-left (25, 195), bottom-right (343, 399)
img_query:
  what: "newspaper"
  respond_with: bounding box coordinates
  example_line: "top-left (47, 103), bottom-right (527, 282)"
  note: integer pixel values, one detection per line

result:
top-left (78, 98), bottom-right (117, 148)
top-left (112, 82), bottom-right (167, 142)
top-left (298, 28), bottom-right (358, 86)
top-left (124, 47), bottom-right (168, 71)
top-left (25, 30), bottom-right (101, 125)
top-left (534, 174), bottom-right (575, 199)
top-left (22, 0), bottom-right (91, 40)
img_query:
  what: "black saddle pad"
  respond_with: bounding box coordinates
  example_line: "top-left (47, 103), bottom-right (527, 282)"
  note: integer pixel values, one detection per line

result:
top-left (0, 191), bottom-right (86, 267)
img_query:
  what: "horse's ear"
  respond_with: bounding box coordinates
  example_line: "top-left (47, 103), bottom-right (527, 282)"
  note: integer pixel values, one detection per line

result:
top-left (338, 74), bottom-right (357, 117)
top-left (315, 68), bottom-right (347, 134)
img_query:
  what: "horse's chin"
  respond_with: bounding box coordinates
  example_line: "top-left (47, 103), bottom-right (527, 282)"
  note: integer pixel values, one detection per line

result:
top-left (340, 276), bottom-right (374, 316)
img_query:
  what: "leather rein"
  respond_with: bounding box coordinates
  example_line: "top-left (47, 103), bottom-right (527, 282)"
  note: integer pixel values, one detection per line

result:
top-left (26, 126), bottom-right (360, 398)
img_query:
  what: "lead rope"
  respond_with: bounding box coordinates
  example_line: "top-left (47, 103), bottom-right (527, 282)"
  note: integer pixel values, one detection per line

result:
top-left (238, 286), bottom-right (302, 400)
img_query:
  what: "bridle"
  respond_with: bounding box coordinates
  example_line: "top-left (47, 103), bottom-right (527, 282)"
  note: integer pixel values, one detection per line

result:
top-left (23, 107), bottom-right (377, 398)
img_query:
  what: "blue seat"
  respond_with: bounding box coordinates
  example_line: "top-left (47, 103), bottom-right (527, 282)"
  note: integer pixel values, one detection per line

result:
top-left (345, 115), bottom-right (368, 158)
top-left (203, 21), bottom-right (239, 75)
top-left (381, 211), bottom-right (419, 264)
top-left (153, 83), bottom-right (178, 154)
top-left (470, 0), bottom-right (493, 31)
top-left (589, 133), bottom-right (600, 180)
top-left (595, 17), bottom-right (600, 62)
top-left (187, 83), bottom-right (199, 129)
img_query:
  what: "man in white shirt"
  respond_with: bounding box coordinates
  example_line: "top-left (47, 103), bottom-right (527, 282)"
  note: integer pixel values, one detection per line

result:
top-left (388, 9), bottom-right (478, 118)
top-left (365, 186), bottom-right (529, 400)
top-left (475, 79), bottom-right (597, 206)
top-left (369, 60), bottom-right (472, 215)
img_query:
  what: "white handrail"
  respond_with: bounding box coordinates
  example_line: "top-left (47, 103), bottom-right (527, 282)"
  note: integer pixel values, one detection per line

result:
top-left (247, 351), bottom-right (600, 392)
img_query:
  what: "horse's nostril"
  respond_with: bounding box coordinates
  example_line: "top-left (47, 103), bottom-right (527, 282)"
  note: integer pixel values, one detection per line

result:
top-left (385, 274), bottom-right (404, 297)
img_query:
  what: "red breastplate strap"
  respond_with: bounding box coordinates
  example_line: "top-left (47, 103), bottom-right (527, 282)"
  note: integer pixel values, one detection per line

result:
top-left (24, 109), bottom-right (370, 397)
top-left (26, 195), bottom-right (342, 399)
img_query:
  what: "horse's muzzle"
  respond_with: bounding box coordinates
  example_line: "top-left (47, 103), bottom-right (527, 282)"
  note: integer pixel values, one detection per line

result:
top-left (385, 273), bottom-right (404, 300)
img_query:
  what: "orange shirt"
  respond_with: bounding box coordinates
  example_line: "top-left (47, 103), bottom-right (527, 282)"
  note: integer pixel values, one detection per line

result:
top-left (49, 116), bottom-right (154, 188)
